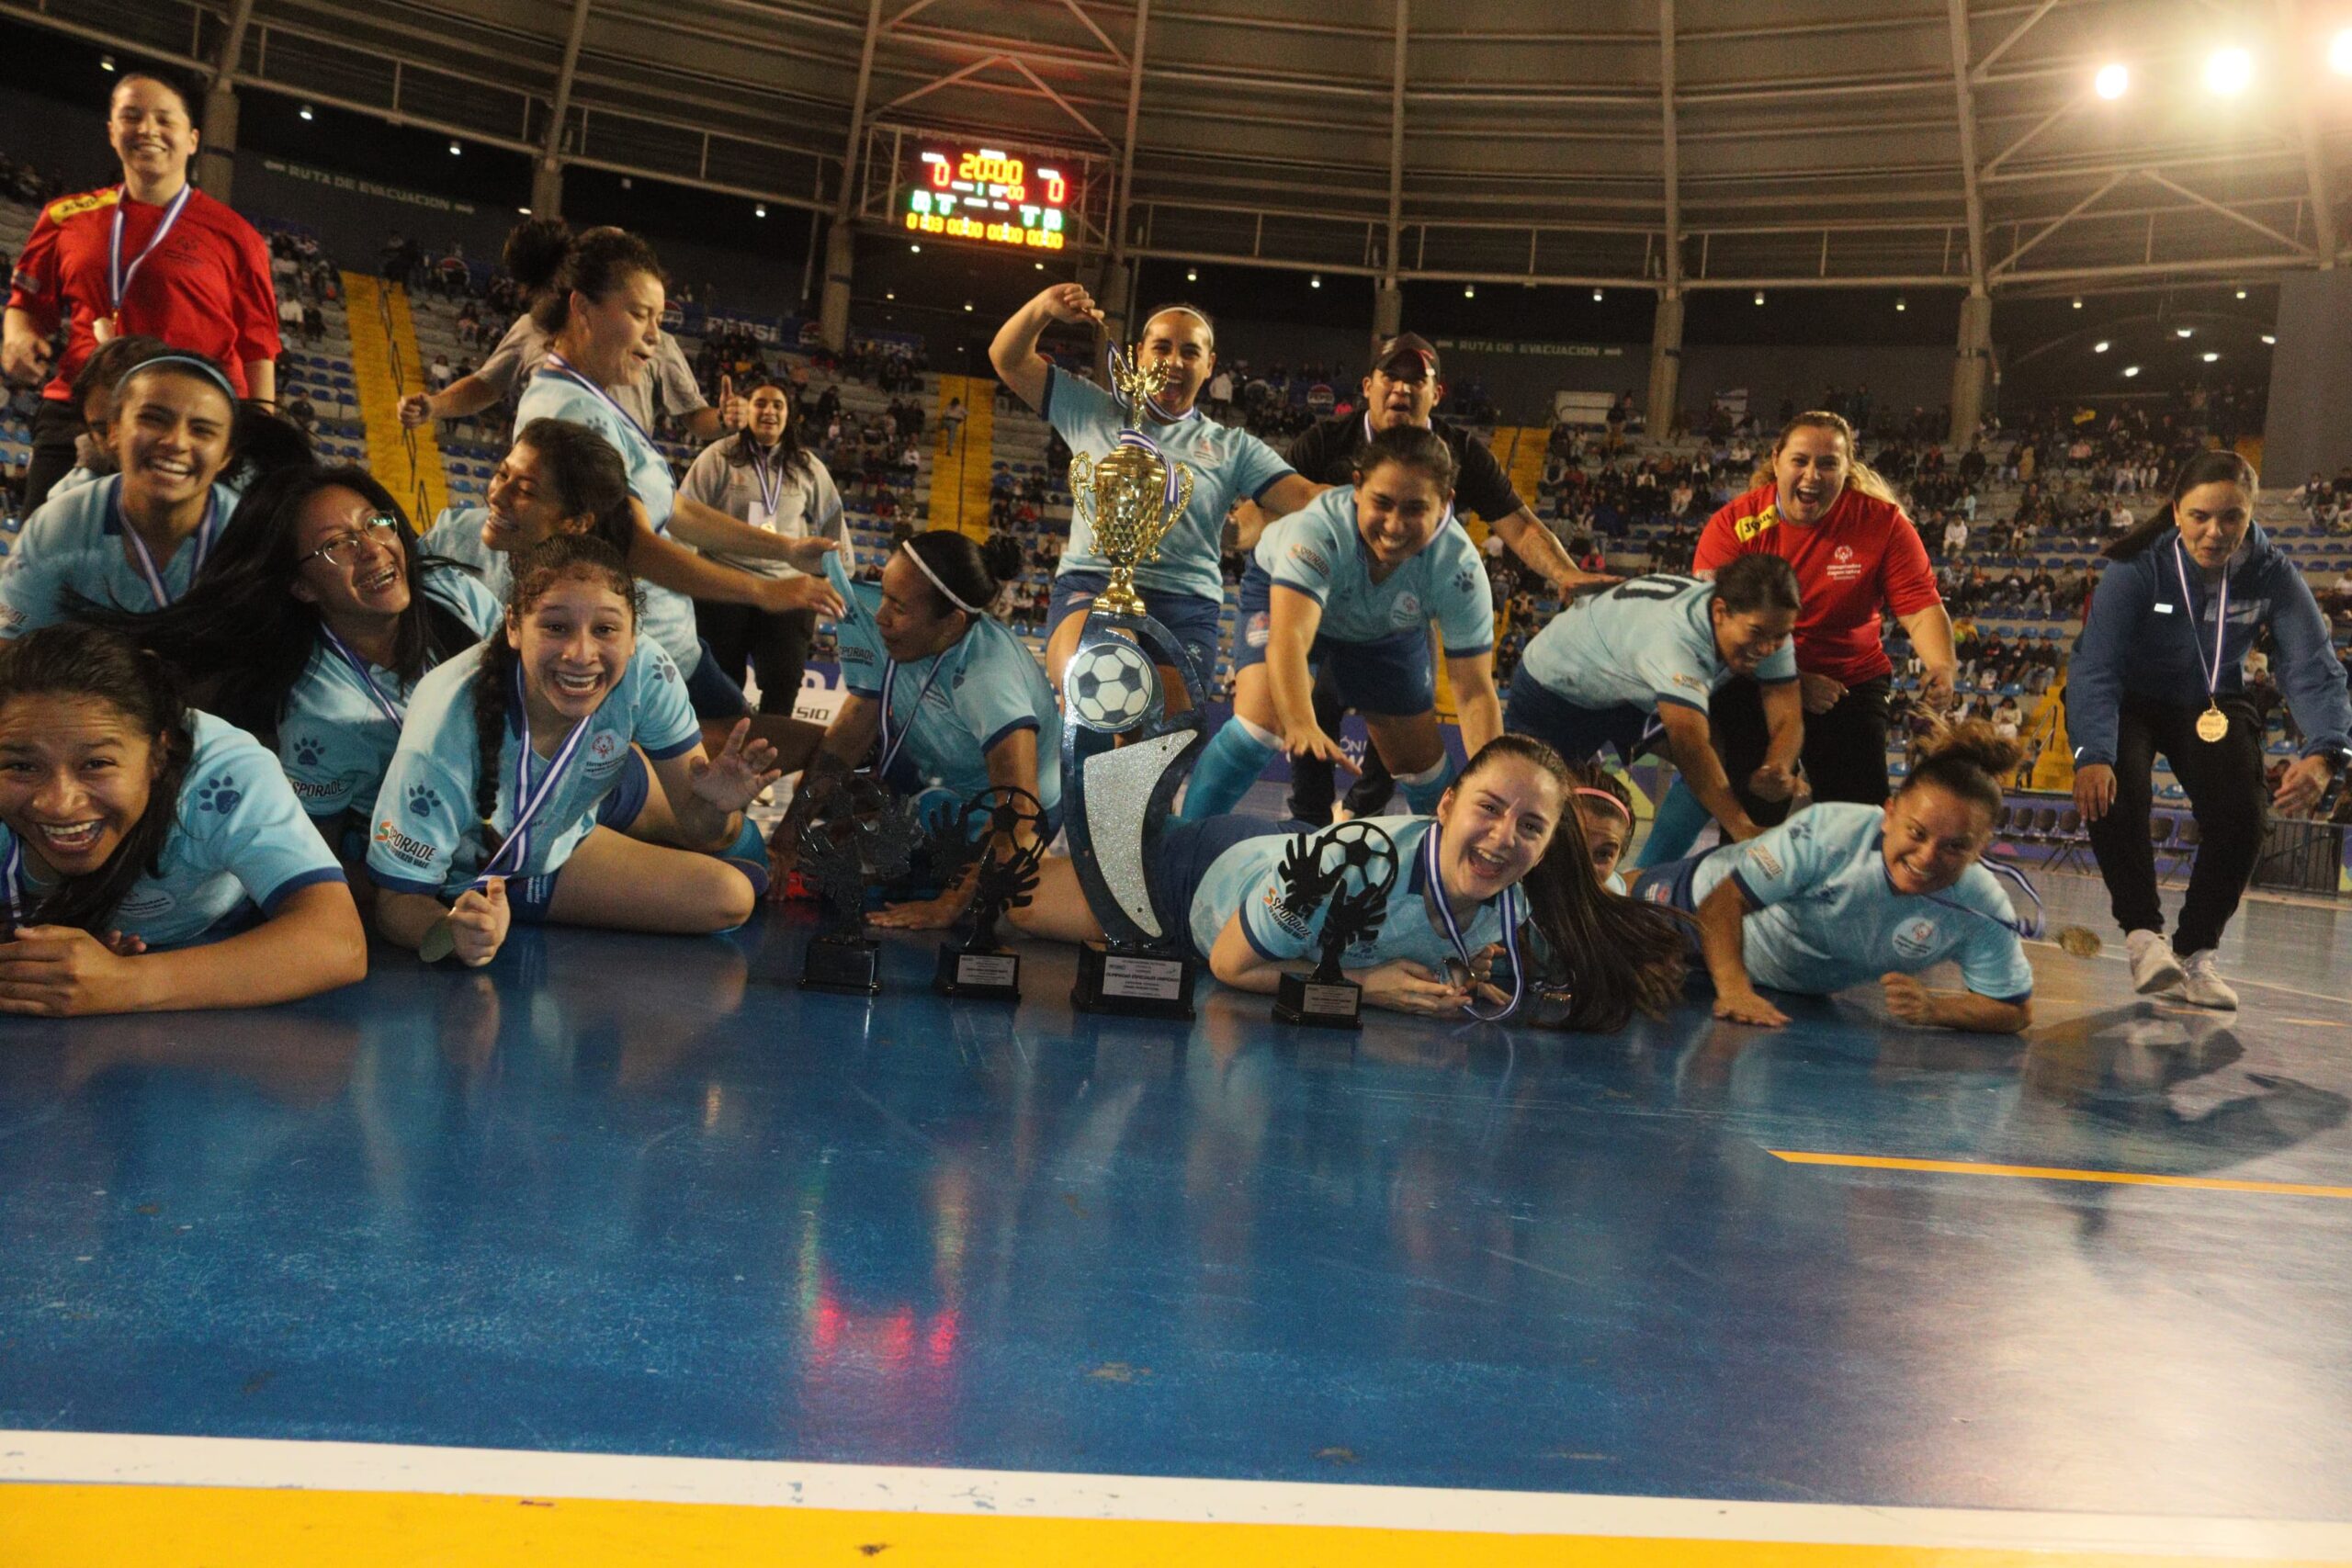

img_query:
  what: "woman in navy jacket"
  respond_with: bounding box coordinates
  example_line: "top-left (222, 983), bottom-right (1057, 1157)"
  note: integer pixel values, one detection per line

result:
top-left (2066, 450), bottom-right (2351, 1009)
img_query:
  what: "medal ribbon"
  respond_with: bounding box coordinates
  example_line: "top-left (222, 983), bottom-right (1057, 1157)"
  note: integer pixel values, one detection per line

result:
top-left (107, 183), bottom-right (193, 322)
top-left (2171, 537), bottom-right (2232, 713)
top-left (540, 352), bottom-right (659, 452)
top-left (1419, 823), bottom-right (1524, 1021)
top-left (478, 661), bottom-right (593, 883)
top-left (876, 655), bottom-right (949, 781)
top-left (3, 838), bottom-right (23, 930)
top-left (116, 483), bottom-right (217, 609)
top-left (749, 441), bottom-right (785, 521)
top-left (319, 626), bottom-right (417, 728)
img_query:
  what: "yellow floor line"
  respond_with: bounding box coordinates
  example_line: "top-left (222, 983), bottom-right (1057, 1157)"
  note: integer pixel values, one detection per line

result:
top-left (1770, 1150), bottom-right (2352, 1201)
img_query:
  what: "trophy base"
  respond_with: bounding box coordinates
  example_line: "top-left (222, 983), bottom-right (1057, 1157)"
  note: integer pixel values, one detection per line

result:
top-left (935, 943), bottom-right (1021, 1001)
top-left (800, 935), bottom-right (882, 995)
top-left (1072, 942), bottom-right (1195, 1020)
top-left (1273, 972), bottom-right (1363, 1030)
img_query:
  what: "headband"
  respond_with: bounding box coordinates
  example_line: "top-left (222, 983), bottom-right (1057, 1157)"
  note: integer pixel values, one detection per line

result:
top-left (899, 541), bottom-right (984, 616)
top-left (1574, 786), bottom-right (1633, 825)
top-left (116, 352), bottom-right (238, 403)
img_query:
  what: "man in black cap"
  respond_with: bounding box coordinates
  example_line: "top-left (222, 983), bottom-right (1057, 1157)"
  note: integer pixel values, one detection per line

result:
top-left (1268, 333), bottom-right (1613, 821)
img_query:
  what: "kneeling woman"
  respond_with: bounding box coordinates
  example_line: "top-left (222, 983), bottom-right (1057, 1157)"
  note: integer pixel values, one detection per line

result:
top-left (773, 531), bottom-right (1061, 928)
top-left (368, 536), bottom-right (780, 967)
top-left (1508, 556), bottom-right (1804, 846)
top-left (0, 625), bottom-right (366, 1015)
top-left (1015, 735), bottom-right (1688, 1029)
top-left (1183, 425), bottom-right (1498, 820)
top-left (1633, 724), bottom-right (2036, 1034)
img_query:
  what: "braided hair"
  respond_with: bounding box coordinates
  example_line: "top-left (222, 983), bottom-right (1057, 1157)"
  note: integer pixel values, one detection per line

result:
top-left (467, 536), bottom-right (640, 852)
top-left (0, 626), bottom-right (195, 936)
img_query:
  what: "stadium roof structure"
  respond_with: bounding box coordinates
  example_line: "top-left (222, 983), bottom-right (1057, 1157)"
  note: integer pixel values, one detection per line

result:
top-left (24, 0), bottom-right (2352, 299)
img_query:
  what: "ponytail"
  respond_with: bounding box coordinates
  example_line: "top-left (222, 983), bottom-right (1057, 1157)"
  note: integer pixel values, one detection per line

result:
top-left (1453, 735), bottom-right (1690, 1032)
top-left (0, 626), bottom-right (194, 937)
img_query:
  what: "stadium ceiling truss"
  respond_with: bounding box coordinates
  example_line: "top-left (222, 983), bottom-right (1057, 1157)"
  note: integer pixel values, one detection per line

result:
top-left (13, 0), bottom-right (2349, 299)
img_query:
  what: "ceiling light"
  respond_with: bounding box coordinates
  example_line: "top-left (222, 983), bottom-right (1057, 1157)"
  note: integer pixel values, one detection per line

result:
top-left (1894, 297), bottom-right (1907, 311)
top-left (2071, 296), bottom-right (2083, 309)
top-left (1185, 267), bottom-right (1198, 282)
top-left (1753, 290), bottom-right (1766, 305)
top-left (1592, 288), bottom-right (1603, 301)
top-left (2202, 351), bottom-right (2220, 362)
top-left (2093, 340), bottom-right (2109, 353)
top-left (963, 300), bottom-right (975, 312)
top-left (910, 243), bottom-right (921, 253)
top-left (754, 204), bottom-right (766, 218)
top-left (2122, 365), bottom-right (2141, 378)
top-left (1310, 275), bottom-right (1322, 288)
top-left (2332, 28), bottom-right (2352, 76)
top-left (448, 141), bottom-right (461, 155)
top-left (2094, 62), bottom-right (2129, 99)
top-left (620, 177), bottom-right (632, 189)
top-left (2204, 47), bottom-right (2253, 96)
top-left (2262, 333), bottom-right (2277, 344)
top-left (1464, 284), bottom-right (1476, 299)
top-left (299, 105), bottom-right (314, 121)
top-left (885, 290), bottom-right (895, 300)
top-left (1035, 261), bottom-right (1044, 270)
top-left (2177, 326), bottom-right (2193, 337)
top-left (99, 54), bottom-right (116, 72)
top-left (516, 206), bottom-right (531, 216)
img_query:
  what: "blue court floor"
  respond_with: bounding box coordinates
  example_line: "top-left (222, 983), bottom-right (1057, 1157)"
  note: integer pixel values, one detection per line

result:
top-left (3, 854), bottom-right (2350, 1560)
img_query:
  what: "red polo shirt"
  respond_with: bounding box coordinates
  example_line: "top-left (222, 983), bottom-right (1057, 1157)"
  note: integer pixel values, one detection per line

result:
top-left (1692, 483), bottom-right (1940, 684)
top-left (8, 183), bottom-right (281, 402)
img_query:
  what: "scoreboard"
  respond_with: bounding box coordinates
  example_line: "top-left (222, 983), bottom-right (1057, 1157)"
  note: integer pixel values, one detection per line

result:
top-left (903, 143), bottom-right (1070, 253)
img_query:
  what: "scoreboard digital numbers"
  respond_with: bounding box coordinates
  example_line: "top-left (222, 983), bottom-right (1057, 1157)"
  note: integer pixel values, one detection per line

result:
top-left (904, 144), bottom-right (1069, 252)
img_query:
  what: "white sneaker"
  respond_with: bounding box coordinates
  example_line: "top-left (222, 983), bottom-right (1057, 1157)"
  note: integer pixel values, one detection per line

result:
top-left (2126, 930), bottom-right (2185, 995)
top-left (2178, 949), bottom-right (2239, 1010)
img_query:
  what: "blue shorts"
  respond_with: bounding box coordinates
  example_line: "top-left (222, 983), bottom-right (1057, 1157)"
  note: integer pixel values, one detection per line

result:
top-left (593, 747), bottom-right (653, 830)
top-left (684, 637), bottom-right (752, 720)
top-left (1629, 850), bottom-right (1724, 914)
top-left (1148, 813), bottom-right (1301, 963)
top-left (1047, 570), bottom-right (1223, 701)
top-left (1235, 566), bottom-right (1434, 717)
top-left (1506, 665), bottom-right (1658, 764)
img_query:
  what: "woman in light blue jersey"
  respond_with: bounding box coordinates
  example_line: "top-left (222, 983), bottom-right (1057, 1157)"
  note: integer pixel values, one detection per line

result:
top-left (0, 624), bottom-right (365, 1014)
top-left (368, 536), bottom-right (781, 968)
top-left (1508, 554), bottom-right (1804, 848)
top-left (1633, 723), bottom-right (2036, 1034)
top-left (1182, 425), bottom-right (1498, 820)
top-left (506, 227), bottom-right (845, 724)
top-left (1013, 735), bottom-right (1688, 1029)
top-left (79, 463), bottom-right (499, 885)
top-left (772, 530), bottom-right (1062, 929)
top-left (989, 284), bottom-right (1322, 700)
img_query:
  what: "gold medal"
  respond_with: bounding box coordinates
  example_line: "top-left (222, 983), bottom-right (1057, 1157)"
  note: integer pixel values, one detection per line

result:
top-left (90, 313), bottom-right (118, 345)
top-left (2195, 705), bottom-right (2228, 744)
top-left (418, 916), bottom-right (458, 963)
top-left (2054, 924), bottom-right (2102, 958)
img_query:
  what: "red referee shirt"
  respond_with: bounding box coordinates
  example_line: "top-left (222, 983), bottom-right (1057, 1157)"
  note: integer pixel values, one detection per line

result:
top-left (7, 184), bottom-right (281, 402)
top-left (1692, 482), bottom-right (1940, 685)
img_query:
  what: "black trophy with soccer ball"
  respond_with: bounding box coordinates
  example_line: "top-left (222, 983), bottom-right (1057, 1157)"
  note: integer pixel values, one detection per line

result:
top-left (1272, 822), bottom-right (1399, 1029)
top-left (797, 774), bottom-right (923, 994)
top-left (930, 786), bottom-right (1047, 1001)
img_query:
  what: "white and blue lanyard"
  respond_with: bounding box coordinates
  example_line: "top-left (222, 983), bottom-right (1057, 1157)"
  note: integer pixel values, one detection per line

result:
top-left (106, 182), bottom-right (192, 324)
top-left (116, 484), bottom-right (218, 609)
top-left (876, 655), bottom-right (948, 780)
top-left (1420, 822), bottom-right (1525, 1021)
top-left (540, 351), bottom-right (659, 454)
top-left (476, 661), bottom-right (592, 884)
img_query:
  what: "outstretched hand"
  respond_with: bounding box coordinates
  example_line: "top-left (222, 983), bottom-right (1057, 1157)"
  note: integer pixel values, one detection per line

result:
top-left (691, 719), bottom-right (785, 814)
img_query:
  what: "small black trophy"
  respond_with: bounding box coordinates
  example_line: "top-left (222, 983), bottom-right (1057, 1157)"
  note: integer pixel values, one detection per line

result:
top-left (931, 786), bottom-right (1047, 1002)
top-left (1272, 822), bottom-right (1399, 1030)
top-left (797, 775), bottom-right (922, 994)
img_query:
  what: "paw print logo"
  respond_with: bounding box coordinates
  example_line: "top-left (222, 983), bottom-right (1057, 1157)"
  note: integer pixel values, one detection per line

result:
top-left (406, 784), bottom-right (443, 820)
top-left (1453, 568), bottom-right (1477, 596)
top-left (652, 654), bottom-right (678, 683)
top-left (289, 736), bottom-right (325, 769)
top-left (195, 774), bottom-right (243, 814)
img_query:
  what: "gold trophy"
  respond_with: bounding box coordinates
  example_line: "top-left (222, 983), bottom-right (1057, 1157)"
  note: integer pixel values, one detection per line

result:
top-left (1067, 347), bottom-right (1195, 619)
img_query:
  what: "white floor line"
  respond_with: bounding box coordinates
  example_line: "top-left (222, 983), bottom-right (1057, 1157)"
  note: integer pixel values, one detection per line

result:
top-left (4, 1430), bottom-right (2349, 1558)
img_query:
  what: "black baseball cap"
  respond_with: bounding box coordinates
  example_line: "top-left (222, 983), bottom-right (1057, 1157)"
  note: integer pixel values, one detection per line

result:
top-left (1371, 333), bottom-right (1440, 378)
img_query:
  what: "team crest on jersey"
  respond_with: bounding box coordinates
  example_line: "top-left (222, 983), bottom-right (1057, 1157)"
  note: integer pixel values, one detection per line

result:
top-left (1733, 504), bottom-right (1781, 543)
top-left (1834, 545), bottom-right (1854, 563)
top-left (46, 187), bottom-right (121, 223)
top-left (584, 730), bottom-right (626, 773)
top-left (1244, 611), bottom-right (1272, 649)
top-left (1892, 917), bottom-right (1940, 959)
top-left (1389, 592), bottom-right (1422, 626)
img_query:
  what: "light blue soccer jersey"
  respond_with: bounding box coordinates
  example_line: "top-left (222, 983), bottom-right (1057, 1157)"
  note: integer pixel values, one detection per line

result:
top-left (1254, 486), bottom-right (1494, 653)
top-left (825, 546), bottom-right (1062, 819)
top-left (1519, 573), bottom-right (1796, 712)
top-left (515, 367), bottom-right (678, 530)
top-left (0, 712), bottom-right (345, 947)
top-left (1042, 367), bottom-right (1295, 604)
top-left (1690, 801), bottom-right (2034, 1001)
top-left (366, 637), bottom-right (700, 898)
top-left (1186, 814), bottom-right (1508, 972)
top-left (277, 569), bottom-right (503, 825)
top-left (0, 473), bottom-right (242, 636)
top-left (419, 503), bottom-right (704, 680)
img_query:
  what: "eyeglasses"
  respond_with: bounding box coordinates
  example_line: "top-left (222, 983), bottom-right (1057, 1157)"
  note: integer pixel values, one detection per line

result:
top-left (295, 517), bottom-right (403, 569)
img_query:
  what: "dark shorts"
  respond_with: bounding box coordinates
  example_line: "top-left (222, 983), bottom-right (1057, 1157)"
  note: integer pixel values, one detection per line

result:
top-left (1047, 570), bottom-right (1224, 701)
top-left (1630, 849), bottom-right (1724, 914)
top-left (1234, 566), bottom-right (1435, 716)
top-left (1148, 813), bottom-right (1299, 963)
top-left (683, 637), bottom-right (753, 720)
top-left (1506, 665), bottom-right (1659, 763)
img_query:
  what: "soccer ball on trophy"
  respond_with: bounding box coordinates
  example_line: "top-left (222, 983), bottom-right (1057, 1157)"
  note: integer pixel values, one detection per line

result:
top-left (1315, 819), bottom-right (1399, 896)
top-left (1067, 640), bottom-right (1158, 732)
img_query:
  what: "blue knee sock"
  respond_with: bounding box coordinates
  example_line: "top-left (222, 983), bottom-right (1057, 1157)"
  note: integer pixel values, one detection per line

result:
top-left (1396, 753), bottom-right (1458, 815)
top-left (1182, 720), bottom-right (1279, 820)
top-left (720, 814), bottom-right (771, 901)
top-left (1634, 777), bottom-right (1712, 868)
